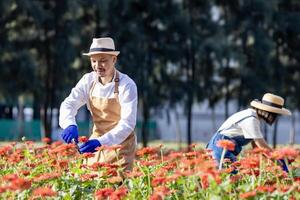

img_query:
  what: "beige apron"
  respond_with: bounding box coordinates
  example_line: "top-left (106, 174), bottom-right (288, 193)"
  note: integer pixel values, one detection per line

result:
top-left (87, 71), bottom-right (136, 171)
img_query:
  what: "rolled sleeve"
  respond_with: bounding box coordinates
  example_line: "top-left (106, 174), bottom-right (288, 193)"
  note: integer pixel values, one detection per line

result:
top-left (97, 81), bottom-right (138, 146)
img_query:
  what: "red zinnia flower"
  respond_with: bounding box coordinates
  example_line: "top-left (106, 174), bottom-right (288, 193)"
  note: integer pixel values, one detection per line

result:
top-left (0, 187), bottom-right (6, 194)
top-left (42, 137), bottom-right (51, 143)
top-left (79, 136), bottom-right (89, 143)
top-left (216, 140), bottom-right (235, 151)
top-left (21, 170), bottom-right (30, 176)
top-left (200, 173), bottom-right (209, 189)
top-left (95, 188), bottom-right (114, 199)
top-left (82, 152), bottom-right (95, 158)
top-left (149, 194), bottom-right (163, 200)
top-left (109, 186), bottom-right (128, 200)
top-left (151, 177), bottom-right (168, 187)
top-left (230, 175), bottom-right (242, 184)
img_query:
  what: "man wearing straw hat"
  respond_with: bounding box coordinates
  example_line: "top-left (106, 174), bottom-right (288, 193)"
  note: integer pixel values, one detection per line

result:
top-left (59, 37), bottom-right (137, 170)
top-left (206, 93), bottom-right (290, 172)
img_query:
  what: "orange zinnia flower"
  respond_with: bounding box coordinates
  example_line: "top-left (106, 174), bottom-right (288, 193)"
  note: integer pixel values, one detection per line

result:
top-left (216, 140), bottom-right (235, 151)
top-left (33, 187), bottom-right (57, 197)
top-left (0, 146), bottom-right (13, 156)
top-left (107, 176), bottom-right (123, 184)
top-left (9, 178), bottom-right (31, 191)
top-left (80, 174), bottom-right (98, 181)
top-left (136, 147), bottom-right (157, 157)
top-left (256, 185), bottom-right (276, 193)
top-left (270, 150), bottom-right (283, 160)
top-left (33, 172), bottom-right (61, 182)
top-left (279, 147), bottom-right (299, 160)
top-left (239, 191), bottom-right (256, 199)
top-left (239, 157), bottom-right (260, 169)
top-left (3, 174), bottom-right (18, 181)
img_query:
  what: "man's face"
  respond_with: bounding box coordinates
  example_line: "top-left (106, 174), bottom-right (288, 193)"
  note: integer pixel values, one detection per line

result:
top-left (90, 54), bottom-right (116, 77)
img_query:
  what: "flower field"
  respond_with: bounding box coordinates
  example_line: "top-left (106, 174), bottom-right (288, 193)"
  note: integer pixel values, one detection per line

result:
top-left (0, 137), bottom-right (299, 200)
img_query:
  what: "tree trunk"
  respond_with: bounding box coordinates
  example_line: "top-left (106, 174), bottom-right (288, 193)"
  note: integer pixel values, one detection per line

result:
top-left (224, 58), bottom-right (230, 119)
top-left (174, 106), bottom-right (182, 149)
top-left (95, 3), bottom-right (101, 36)
top-left (33, 93), bottom-right (40, 119)
top-left (211, 106), bottom-right (216, 132)
top-left (185, 0), bottom-right (196, 148)
top-left (141, 98), bottom-right (149, 147)
top-left (289, 114), bottom-right (296, 145)
top-left (187, 96), bottom-right (192, 146)
top-left (42, 1), bottom-right (52, 139)
top-left (17, 96), bottom-right (25, 140)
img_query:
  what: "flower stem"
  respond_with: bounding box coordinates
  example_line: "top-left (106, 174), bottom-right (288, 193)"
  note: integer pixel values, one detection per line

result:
top-left (219, 148), bottom-right (227, 170)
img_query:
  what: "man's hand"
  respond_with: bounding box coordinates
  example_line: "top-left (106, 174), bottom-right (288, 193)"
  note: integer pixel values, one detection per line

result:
top-left (79, 139), bottom-right (101, 153)
top-left (61, 125), bottom-right (79, 144)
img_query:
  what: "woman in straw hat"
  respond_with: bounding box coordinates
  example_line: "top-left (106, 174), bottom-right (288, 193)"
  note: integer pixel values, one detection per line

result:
top-left (59, 37), bottom-right (137, 170)
top-left (206, 93), bottom-right (291, 172)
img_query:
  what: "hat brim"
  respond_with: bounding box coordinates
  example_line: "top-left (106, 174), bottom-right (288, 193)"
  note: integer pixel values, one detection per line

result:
top-left (250, 100), bottom-right (291, 115)
top-left (82, 51), bottom-right (120, 56)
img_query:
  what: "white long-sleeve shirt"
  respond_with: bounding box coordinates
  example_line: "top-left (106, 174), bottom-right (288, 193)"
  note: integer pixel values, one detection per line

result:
top-left (59, 71), bottom-right (138, 146)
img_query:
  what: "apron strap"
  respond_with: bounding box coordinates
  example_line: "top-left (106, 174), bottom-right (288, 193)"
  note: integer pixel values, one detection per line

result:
top-left (89, 80), bottom-right (97, 102)
top-left (218, 114), bottom-right (257, 133)
top-left (114, 71), bottom-right (120, 101)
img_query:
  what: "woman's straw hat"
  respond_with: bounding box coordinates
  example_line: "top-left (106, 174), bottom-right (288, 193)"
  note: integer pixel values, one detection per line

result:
top-left (250, 93), bottom-right (291, 115)
top-left (83, 37), bottom-right (120, 56)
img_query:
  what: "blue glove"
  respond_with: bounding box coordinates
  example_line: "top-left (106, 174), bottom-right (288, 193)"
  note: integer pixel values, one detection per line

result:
top-left (79, 139), bottom-right (101, 153)
top-left (61, 125), bottom-right (78, 144)
top-left (278, 159), bottom-right (289, 173)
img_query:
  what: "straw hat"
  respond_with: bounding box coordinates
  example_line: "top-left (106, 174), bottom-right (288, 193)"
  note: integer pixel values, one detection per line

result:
top-left (250, 93), bottom-right (291, 115)
top-left (83, 37), bottom-right (120, 56)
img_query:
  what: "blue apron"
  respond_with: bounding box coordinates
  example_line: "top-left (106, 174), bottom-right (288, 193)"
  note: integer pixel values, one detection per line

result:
top-left (206, 115), bottom-right (255, 165)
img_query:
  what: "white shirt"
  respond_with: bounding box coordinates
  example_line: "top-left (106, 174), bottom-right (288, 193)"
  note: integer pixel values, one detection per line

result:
top-left (59, 71), bottom-right (138, 146)
top-left (218, 108), bottom-right (264, 139)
